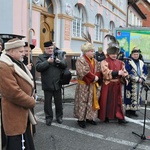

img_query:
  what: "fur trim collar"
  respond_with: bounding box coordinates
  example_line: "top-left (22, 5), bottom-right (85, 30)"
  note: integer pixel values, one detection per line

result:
top-left (129, 59), bottom-right (144, 72)
top-left (0, 53), bottom-right (34, 87)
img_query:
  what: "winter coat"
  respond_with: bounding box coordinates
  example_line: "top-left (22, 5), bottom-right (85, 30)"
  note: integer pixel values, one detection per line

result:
top-left (98, 57), bottom-right (128, 121)
top-left (74, 55), bottom-right (101, 120)
top-left (36, 53), bottom-right (67, 91)
top-left (0, 53), bottom-right (35, 136)
top-left (124, 59), bottom-right (148, 110)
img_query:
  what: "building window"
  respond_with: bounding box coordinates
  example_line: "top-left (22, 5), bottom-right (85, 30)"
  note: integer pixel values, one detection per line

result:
top-left (109, 21), bottom-right (115, 35)
top-left (72, 17), bottom-right (83, 37)
top-left (128, 10), bottom-right (132, 25)
top-left (131, 13), bottom-right (134, 26)
top-left (72, 4), bottom-right (86, 37)
top-left (134, 15), bottom-right (136, 26)
top-left (94, 14), bottom-right (103, 42)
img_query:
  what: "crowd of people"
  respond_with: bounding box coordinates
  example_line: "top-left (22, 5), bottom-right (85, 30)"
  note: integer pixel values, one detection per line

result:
top-left (74, 33), bottom-right (148, 128)
top-left (0, 33), bottom-right (148, 149)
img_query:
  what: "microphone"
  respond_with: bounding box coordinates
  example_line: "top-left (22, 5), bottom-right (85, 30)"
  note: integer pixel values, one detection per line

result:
top-left (143, 82), bottom-right (150, 91)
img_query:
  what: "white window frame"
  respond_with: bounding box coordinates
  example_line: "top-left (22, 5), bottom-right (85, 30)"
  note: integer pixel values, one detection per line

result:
top-left (109, 21), bottom-right (115, 35)
top-left (72, 4), bottom-right (85, 38)
top-left (94, 15), bottom-right (103, 42)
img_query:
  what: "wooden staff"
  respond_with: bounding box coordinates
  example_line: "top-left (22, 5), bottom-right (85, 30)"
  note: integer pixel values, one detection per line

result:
top-left (28, 28), bottom-right (35, 136)
top-left (28, 28), bottom-right (35, 64)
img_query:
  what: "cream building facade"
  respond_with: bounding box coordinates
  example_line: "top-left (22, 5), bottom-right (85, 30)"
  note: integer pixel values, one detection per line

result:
top-left (0, 0), bottom-right (129, 55)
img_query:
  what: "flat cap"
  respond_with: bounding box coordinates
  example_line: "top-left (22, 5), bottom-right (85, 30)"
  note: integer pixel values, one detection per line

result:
top-left (44, 41), bottom-right (53, 47)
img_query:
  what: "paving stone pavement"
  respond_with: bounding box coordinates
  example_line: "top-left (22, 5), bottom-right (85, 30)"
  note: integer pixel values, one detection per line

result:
top-left (36, 79), bottom-right (150, 105)
top-left (36, 80), bottom-right (77, 102)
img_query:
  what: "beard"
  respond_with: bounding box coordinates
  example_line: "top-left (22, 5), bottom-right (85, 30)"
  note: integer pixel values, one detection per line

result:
top-left (20, 57), bottom-right (24, 62)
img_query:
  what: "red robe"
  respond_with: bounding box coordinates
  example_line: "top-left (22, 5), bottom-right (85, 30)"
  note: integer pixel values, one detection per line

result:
top-left (98, 56), bottom-right (128, 121)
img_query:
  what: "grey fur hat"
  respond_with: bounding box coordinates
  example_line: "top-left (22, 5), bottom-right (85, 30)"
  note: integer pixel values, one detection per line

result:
top-left (105, 34), bottom-right (120, 54)
top-left (5, 38), bottom-right (25, 50)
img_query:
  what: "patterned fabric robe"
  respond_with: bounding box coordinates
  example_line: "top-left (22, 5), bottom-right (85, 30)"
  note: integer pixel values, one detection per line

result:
top-left (124, 59), bottom-right (148, 110)
top-left (98, 56), bottom-right (128, 121)
top-left (74, 55), bottom-right (101, 121)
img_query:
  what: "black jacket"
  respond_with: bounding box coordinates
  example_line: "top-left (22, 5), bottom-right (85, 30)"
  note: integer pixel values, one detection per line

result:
top-left (35, 53), bottom-right (67, 91)
top-left (95, 51), bottom-right (106, 62)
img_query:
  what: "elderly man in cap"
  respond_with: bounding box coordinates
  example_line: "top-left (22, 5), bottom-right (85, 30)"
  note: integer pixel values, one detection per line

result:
top-left (98, 34), bottom-right (128, 124)
top-left (124, 47), bottom-right (148, 117)
top-left (74, 40), bottom-right (101, 128)
top-left (36, 41), bottom-right (67, 126)
top-left (0, 38), bottom-right (36, 150)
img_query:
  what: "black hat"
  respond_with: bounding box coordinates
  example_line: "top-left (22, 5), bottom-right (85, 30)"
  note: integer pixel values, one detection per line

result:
top-left (24, 42), bottom-right (35, 50)
top-left (131, 47), bottom-right (140, 54)
top-left (107, 46), bottom-right (120, 55)
top-left (44, 41), bottom-right (53, 47)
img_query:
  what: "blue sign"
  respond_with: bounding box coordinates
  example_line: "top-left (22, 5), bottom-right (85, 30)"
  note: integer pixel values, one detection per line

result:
top-left (116, 30), bottom-right (130, 57)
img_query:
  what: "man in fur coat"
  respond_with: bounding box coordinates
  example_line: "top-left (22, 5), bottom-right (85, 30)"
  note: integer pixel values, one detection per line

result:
top-left (124, 47), bottom-right (148, 117)
top-left (74, 41), bottom-right (101, 128)
top-left (98, 34), bottom-right (129, 124)
top-left (0, 38), bottom-right (36, 150)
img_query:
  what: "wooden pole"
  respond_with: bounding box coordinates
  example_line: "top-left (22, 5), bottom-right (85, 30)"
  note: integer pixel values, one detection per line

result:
top-left (28, 28), bottom-right (35, 64)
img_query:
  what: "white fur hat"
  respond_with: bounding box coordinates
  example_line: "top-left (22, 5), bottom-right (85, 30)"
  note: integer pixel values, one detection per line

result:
top-left (81, 42), bottom-right (95, 52)
top-left (5, 38), bottom-right (25, 50)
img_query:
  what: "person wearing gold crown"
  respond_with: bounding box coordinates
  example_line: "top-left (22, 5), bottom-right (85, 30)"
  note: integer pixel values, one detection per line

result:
top-left (74, 32), bottom-right (101, 128)
top-left (98, 34), bottom-right (129, 124)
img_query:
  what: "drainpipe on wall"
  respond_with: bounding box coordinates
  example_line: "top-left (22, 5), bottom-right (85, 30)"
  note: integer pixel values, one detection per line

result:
top-left (29, 0), bottom-right (33, 60)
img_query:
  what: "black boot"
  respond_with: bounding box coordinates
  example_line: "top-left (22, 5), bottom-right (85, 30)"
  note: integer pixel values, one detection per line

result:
top-left (118, 119), bottom-right (128, 124)
top-left (104, 117), bottom-right (109, 123)
top-left (86, 119), bottom-right (97, 125)
top-left (78, 120), bottom-right (86, 128)
top-left (46, 118), bottom-right (52, 126)
top-left (125, 110), bottom-right (131, 117)
top-left (130, 110), bottom-right (138, 117)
